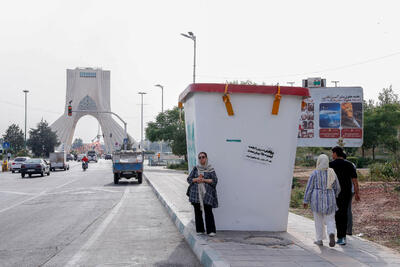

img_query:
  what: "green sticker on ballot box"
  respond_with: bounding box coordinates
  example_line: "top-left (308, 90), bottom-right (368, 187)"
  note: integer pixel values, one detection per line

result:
top-left (226, 139), bottom-right (242, 143)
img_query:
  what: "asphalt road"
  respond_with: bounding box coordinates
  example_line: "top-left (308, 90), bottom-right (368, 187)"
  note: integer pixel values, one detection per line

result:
top-left (0, 160), bottom-right (200, 267)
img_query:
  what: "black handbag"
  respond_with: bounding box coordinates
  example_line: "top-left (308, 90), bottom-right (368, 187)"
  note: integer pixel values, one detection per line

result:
top-left (186, 184), bottom-right (192, 197)
top-left (186, 167), bottom-right (197, 197)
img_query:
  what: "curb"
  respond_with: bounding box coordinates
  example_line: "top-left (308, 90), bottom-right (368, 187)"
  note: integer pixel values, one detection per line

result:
top-left (144, 174), bottom-right (230, 267)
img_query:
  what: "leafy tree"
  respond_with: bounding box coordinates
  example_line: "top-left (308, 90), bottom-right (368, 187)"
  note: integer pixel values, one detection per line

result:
top-left (362, 101), bottom-right (380, 159)
top-left (146, 107), bottom-right (187, 159)
top-left (72, 138), bottom-right (83, 149)
top-left (27, 120), bottom-right (60, 157)
top-left (2, 124), bottom-right (25, 154)
top-left (378, 85), bottom-right (399, 105)
top-left (375, 103), bottom-right (400, 167)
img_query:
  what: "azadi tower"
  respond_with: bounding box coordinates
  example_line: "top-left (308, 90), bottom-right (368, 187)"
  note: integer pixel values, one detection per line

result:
top-left (51, 68), bottom-right (136, 153)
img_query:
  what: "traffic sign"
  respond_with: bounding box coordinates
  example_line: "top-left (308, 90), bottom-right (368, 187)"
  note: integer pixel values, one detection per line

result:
top-left (123, 138), bottom-right (128, 145)
top-left (3, 142), bottom-right (10, 149)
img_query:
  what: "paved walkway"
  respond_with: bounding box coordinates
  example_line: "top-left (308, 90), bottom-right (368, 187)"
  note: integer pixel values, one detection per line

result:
top-left (144, 166), bottom-right (400, 267)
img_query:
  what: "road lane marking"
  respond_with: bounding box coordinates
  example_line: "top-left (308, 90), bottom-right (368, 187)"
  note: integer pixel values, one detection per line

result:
top-left (0, 191), bottom-right (47, 214)
top-left (0, 178), bottom-right (79, 214)
top-left (65, 187), bottom-right (129, 266)
top-left (0, 190), bottom-right (36, 196)
top-left (91, 188), bottom-right (119, 193)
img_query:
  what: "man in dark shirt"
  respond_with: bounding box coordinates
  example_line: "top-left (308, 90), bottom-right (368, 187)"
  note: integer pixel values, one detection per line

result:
top-left (329, 146), bottom-right (360, 245)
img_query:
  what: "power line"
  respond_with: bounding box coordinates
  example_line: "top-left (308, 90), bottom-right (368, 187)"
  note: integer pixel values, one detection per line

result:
top-left (0, 100), bottom-right (60, 114)
top-left (197, 50), bottom-right (400, 80)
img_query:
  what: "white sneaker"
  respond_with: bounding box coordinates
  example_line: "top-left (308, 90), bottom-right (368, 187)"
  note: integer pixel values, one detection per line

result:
top-left (208, 232), bottom-right (216, 237)
top-left (196, 232), bottom-right (205, 236)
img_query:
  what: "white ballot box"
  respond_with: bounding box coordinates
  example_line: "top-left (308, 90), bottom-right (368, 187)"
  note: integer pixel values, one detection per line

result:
top-left (179, 83), bottom-right (309, 231)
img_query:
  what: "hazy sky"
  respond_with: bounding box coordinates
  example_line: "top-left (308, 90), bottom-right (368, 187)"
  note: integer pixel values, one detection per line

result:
top-left (1, 0), bottom-right (399, 143)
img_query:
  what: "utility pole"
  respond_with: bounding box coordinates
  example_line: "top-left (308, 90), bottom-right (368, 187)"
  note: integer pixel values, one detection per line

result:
top-left (181, 32), bottom-right (196, 83)
top-left (23, 90), bottom-right (29, 150)
top-left (138, 92), bottom-right (147, 149)
top-left (332, 81), bottom-right (340, 87)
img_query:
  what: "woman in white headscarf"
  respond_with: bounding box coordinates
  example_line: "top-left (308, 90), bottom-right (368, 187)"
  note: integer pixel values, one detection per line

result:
top-left (304, 154), bottom-right (341, 247)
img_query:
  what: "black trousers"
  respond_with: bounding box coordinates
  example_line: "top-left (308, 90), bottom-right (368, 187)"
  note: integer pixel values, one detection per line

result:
top-left (193, 203), bottom-right (216, 234)
top-left (347, 193), bottom-right (355, 235)
top-left (335, 192), bottom-right (352, 239)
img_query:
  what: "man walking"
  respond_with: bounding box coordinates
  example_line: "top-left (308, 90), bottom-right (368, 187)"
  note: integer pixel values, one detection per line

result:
top-left (329, 146), bottom-right (360, 245)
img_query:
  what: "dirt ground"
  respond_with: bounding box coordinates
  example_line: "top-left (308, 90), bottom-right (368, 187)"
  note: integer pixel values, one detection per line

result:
top-left (291, 166), bottom-right (400, 252)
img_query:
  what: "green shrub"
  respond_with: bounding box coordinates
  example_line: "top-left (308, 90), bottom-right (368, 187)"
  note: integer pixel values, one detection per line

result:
top-left (347, 156), bottom-right (372, 168)
top-left (167, 161), bottom-right (188, 170)
top-left (369, 162), bottom-right (399, 181)
top-left (292, 177), bottom-right (301, 188)
top-left (347, 156), bottom-right (358, 166)
top-left (16, 150), bottom-right (31, 157)
top-left (296, 158), bottom-right (316, 167)
top-left (356, 157), bottom-right (373, 168)
top-left (0, 154), bottom-right (3, 160)
top-left (290, 187), bottom-right (305, 208)
top-left (356, 170), bottom-right (368, 181)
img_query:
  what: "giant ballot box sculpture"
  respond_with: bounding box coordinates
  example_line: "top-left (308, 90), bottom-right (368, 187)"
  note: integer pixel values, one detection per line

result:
top-left (179, 83), bottom-right (310, 231)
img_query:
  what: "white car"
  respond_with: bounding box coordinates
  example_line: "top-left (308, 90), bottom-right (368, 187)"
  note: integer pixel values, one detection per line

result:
top-left (87, 151), bottom-right (98, 162)
top-left (77, 154), bottom-right (86, 162)
top-left (10, 157), bottom-right (31, 173)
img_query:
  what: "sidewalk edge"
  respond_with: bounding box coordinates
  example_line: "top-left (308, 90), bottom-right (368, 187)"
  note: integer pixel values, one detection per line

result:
top-left (144, 174), bottom-right (230, 267)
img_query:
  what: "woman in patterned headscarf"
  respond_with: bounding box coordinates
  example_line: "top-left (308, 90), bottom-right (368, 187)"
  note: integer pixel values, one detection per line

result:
top-left (304, 154), bottom-right (341, 247)
top-left (187, 152), bottom-right (218, 237)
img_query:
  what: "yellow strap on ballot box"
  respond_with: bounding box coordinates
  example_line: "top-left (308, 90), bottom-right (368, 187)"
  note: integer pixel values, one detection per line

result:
top-left (271, 85), bottom-right (282, 115)
top-left (222, 84), bottom-right (234, 116)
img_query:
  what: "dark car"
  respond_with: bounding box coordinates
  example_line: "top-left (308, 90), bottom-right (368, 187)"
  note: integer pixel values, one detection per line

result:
top-left (105, 154), bottom-right (112, 160)
top-left (66, 154), bottom-right (74, 161)
top-left (20, 159), bottom-right (51, 178)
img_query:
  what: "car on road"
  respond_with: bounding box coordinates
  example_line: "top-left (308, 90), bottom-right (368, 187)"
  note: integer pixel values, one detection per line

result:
top-left (20, 158), bottom-right (51, 178)
top-left (49, 152), bottom-right (69, 171)
top-left (66, 154), bottom-right (74, 161)
top-left (10, 157), bottom-right (30, 173)
top-left (105, 154), bottom-right (112, 160)
top-left (87, 150), bottom-right (98, 162)
top-left (77, 154), bottom-right (86, 162)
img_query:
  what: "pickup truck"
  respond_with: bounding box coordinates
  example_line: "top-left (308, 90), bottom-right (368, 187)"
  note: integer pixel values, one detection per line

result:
top-left (112, 150), bottom-right (143, 184)
top-left (49, 152), bottom-right (69, 171)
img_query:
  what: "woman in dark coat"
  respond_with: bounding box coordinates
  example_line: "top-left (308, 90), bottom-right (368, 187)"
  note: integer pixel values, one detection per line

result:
top-left (187, 152), bottom-right (218, 236)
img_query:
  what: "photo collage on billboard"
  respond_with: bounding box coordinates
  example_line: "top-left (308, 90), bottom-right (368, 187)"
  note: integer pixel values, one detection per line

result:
top-left (297, 87), bottom-right (363, 147)
top-left (298, 98), bottom-right (315, 139)
top-left (319, 97), bottom-right (363, 139)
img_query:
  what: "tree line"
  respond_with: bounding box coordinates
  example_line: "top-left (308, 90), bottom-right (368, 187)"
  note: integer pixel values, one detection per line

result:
top-left (1, 120), bottom-right (59, 158)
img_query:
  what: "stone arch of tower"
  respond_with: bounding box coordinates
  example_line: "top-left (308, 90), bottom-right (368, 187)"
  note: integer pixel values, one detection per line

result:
top-left (51, 68), bottom-right (137, 153)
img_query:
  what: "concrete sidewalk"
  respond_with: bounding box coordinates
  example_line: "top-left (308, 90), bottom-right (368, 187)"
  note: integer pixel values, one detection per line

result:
top-left (144, 166), bottom-right (400, 267)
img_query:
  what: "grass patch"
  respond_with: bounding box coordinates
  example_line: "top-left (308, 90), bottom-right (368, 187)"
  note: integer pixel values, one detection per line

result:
top-left (167, 161), bottom-right (188, 171)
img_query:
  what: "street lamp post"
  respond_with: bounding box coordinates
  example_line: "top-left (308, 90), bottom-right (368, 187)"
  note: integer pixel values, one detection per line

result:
top-left (154, 84), bottom-right (164, 155)
top-left (154, 84), bottom-right (164, 113)
top-left (138, 92), bottom-right (147, 149)
top-left (23, 90), bottom-right (29, 150)
top-left (181, 31), bottom-right (196, 84)
top-left (332, 81), bottom-right (340, 87)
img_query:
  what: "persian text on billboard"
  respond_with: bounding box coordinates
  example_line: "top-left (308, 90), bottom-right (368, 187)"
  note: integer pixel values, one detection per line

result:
top-left (297, 87), bottom-right (363, 147)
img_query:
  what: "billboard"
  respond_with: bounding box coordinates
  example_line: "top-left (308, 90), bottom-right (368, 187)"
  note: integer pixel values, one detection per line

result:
top-left (297, 87), bottom-right (363, 147)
